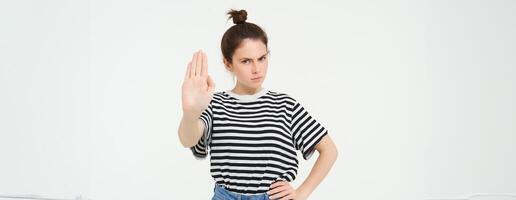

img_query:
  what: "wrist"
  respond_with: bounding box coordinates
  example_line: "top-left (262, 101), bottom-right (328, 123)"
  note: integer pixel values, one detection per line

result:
top-left (295, 185), bottom-right (312, 199)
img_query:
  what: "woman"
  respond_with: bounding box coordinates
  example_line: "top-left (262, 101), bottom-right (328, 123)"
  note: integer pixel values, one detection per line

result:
top-left (178, 9), bottom-right (338, 200)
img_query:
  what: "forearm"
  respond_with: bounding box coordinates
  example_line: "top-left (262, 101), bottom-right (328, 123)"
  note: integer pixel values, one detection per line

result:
top-left (297, 144), bottom-right (338, 198)
top-left (178, 113), bottom-right (203, 148)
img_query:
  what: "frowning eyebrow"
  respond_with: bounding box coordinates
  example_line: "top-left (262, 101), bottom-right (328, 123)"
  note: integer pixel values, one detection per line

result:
top-left (239, 52), bottom-right (269, 61)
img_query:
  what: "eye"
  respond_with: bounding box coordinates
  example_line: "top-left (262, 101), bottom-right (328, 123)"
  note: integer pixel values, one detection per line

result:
top-left (259, 56), bottom-right (267, 61)
top-left (241, 60), bottom-right (250, 64)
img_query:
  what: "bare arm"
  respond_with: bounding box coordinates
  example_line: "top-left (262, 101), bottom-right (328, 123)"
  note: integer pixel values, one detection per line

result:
top-left (178, 50), bottom-right (215, 148)
top-left (296, 134), bottom-right (338, 199)
top-left (268, 134), bottom-right (338, 200)
top-left (177, 114), bottom-right (205, 148)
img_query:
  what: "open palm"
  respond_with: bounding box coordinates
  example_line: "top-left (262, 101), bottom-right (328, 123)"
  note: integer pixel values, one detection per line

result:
top-left (181, 50), bottom-right (216, 118)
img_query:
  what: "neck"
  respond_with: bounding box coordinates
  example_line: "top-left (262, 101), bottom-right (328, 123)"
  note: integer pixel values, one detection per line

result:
top-left (231, 82), bottom-right (263, 95)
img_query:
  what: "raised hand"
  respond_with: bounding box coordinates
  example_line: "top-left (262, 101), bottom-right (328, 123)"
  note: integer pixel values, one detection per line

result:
top-left (181, 50), bottom-right (216, 119)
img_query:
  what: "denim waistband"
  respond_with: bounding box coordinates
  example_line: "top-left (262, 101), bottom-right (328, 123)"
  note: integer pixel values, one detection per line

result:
top-left (213, 184), bottom-right (270, 200)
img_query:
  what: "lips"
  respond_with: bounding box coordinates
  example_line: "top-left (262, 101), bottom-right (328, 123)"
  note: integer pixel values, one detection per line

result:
top-left (251, 76), bottom-right (262, 80)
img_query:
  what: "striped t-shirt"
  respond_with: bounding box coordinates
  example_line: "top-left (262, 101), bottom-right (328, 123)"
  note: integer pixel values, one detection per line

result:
top-left (190, 87), bottom-right (329, 194)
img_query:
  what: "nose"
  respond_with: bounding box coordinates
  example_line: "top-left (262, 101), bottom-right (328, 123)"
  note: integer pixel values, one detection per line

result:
top-left (251, 63), bottom-right (260, 74)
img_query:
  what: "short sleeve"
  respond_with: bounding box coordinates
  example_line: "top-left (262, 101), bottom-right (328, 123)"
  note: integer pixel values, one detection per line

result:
top-left (289, 99), bottom-right (329, 160)
top-left (190, 103), bottom-right (213, 160)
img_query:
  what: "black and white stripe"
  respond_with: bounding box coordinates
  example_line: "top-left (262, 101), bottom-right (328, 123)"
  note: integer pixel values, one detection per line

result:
top-left (190, 90), bottom-right (328, 194)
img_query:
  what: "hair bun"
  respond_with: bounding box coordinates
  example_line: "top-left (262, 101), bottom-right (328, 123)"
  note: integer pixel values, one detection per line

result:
top-left (227, 9), bottom-right (247, 25)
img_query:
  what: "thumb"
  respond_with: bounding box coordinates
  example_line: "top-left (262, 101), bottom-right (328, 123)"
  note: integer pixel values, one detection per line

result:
top-left (207, 75), bottom-right (216, 94)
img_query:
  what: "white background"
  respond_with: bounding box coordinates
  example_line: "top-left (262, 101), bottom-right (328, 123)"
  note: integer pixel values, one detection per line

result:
top-left (1, 0), bottom-right (515, 199)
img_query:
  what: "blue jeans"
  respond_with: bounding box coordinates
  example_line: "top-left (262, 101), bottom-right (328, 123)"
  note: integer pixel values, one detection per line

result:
top-left (211, 184), bottom-right (270, 200)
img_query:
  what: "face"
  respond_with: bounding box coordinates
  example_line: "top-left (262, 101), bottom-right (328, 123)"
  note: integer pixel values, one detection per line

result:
top-left (224, 38), bottom-right (269, 90)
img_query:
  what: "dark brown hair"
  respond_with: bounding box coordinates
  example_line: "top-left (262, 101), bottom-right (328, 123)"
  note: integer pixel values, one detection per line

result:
top-left (221, 9), bottom-right (269, 65)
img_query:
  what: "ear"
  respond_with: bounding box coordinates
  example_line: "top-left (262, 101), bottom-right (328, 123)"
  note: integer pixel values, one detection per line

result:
top-left (223, 58), bottom-right (233, 72)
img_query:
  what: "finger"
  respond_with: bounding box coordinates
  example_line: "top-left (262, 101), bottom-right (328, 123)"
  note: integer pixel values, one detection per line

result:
top-left (201, 51), bottom-right (208, 77)
top-left (195, 50), bottom-right (203, 76)
top-left (270, 181), bottom-right (286, 189)
top-left (270, 189), bottom-right (291, 200)
top-left (279, 194), bottom-right (294, 200)
top-left (268, 184), bottom-right (285, 195)
top-left (207, 75), bottom-right (215, 93)
top-left (190, 51), bottom-right (199, 78)
top-left (268, 185), bottom-right (287, 196)
top-left (185, 61), bottom-right (192, 79)
top-left (270, 181), bottom-right (281, 188)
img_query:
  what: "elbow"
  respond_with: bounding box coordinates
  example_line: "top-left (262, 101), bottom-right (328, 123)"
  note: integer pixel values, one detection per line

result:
top-left (178, 130), bottom-right (196, 148)
top-left (327, 140), bottom-right (338, 162)
top-left (316, 134), bottom-right (338, 162)
top-left (318, 143), bottom-right (338, 162)
top-left (179, 136), bottom-right (196, 148)
top-left (181, 140), bottom-right (195, 148)
top-left (324, 144), bottom-right (338, 162)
